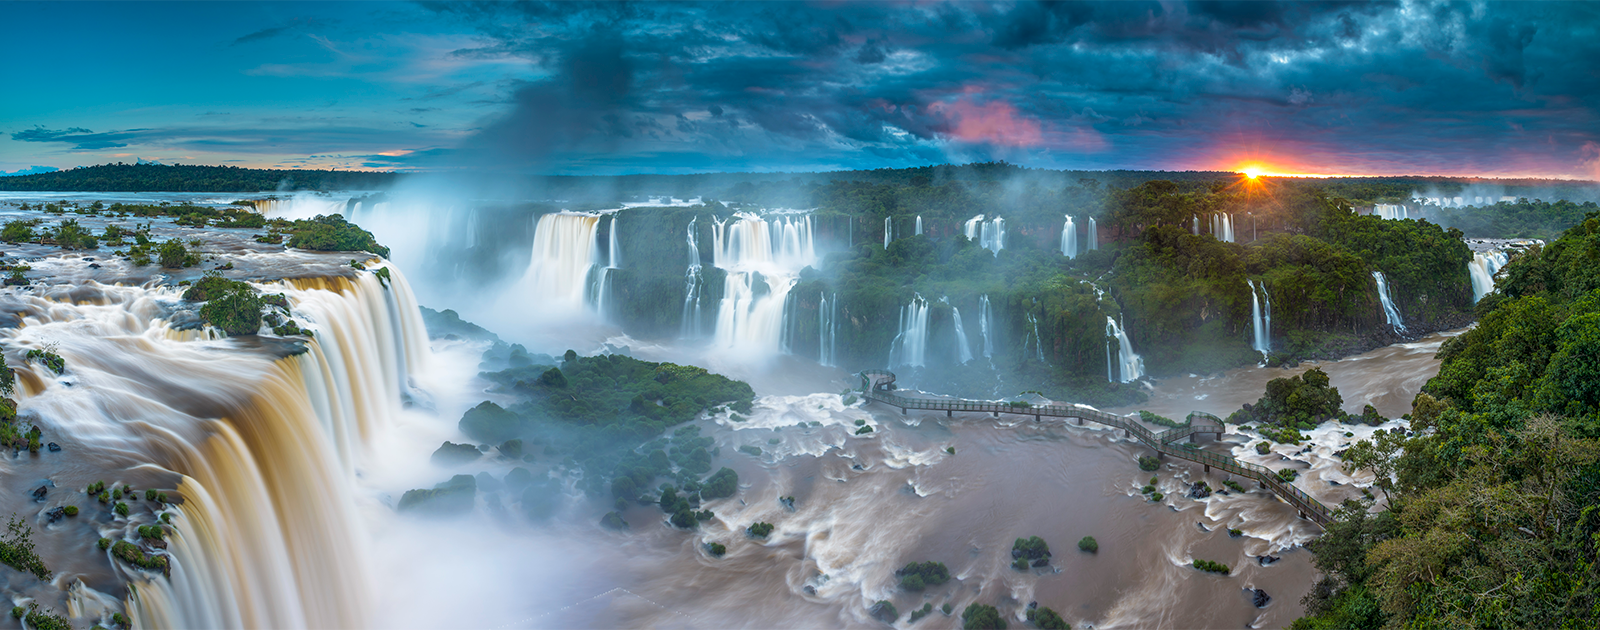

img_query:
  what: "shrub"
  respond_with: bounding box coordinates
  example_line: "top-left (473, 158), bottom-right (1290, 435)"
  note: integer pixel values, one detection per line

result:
top-left (1254, 441), bottom-right (1271, 455)
top-left (430, 441), bottom-right (481, 466)
top-left (97, 538), bottom-right (111, 550)
top-left (700, 468), bottom-right (738, 500)
top-left (1, 219), bottom-right (37, 243)
top-left (1138, 456), bottom-right (1160, 471)
top-left (158, 239), bottom-right (198, 268)
top-left (707, 542), bottom-right (726, 557)
top-left (1192, 558), bottom-right (1230, 574)
top-left (62, 506), bottom-right (78, 517)
top-left (52, 219), bottom-right (99, 250)
top-left (942, 603), bottom-right (953, 615)
top-left (600, 511), bottom-right (628, 530)
top-left (1222, 480), bottom-right (1246, 493)
top-left (0, 514), bottom-right (51, 580)
top-left (738, 445), bottom-right (762, 456)
top-left (286, 214), bottom-right (390, 256)
top-left (1275, 468), bottom-right (1299, 482)
top-left (26, 349), bottom-right (65, 375)
top-left (1141, 485), bottom-right (1156, 494)
top-left (1012, 557), bottom-right (1030, 571)
top-left (197, 283), bottom-right (264, 335)
top-left (855, 425), bottom-right (875, 435)
top-left (1150, 492), bottom-right (1164, 501)
top-left (396, 475), bottom-right (477, 515)
top-left (145, 489), bottom-right (158, 501)
top-left (138, 525), bottom-right (164, 541)
top-left (114, 502), bottom-right (129, 517)
top-left (961, 603), bottom-right (1006, 629)
top-left (1026, 606), bottom-right (1069, 630)
top-left (896, 561), bottom-right (950, 590)
top-left (21, 605), bottom-right (71, 630)
top-left (748, 522), bottom-right (775, 538)
top-left (909, 602), bottom-right (935, 622)
top-left (1228, 528), bottom-right (1243, 538)
top-left (1013, 536), bottom-right (1051, 563)
top-left (870, 600), bottom-right (899, 623)
top-left (1078, 536), bottom-right (1098, 553)
top-left (946, 446), bottom-right (956, 454)
top-left (111, 540), bottom-right (168, 572)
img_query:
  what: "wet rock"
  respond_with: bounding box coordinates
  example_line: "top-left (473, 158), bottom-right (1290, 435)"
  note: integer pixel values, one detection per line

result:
top-left (851, 463), bottom-right (864, 471)
top-left (32, 485), bottom-right (48, 501)
top-left (1258, 555), bottom-right (1280, 566)
top-left (803, 585), bottom-right (816, 595)
top-left (1196, 522), bottom-right (1209, 532)
top-left (87, 263), bottom-right (101, 269)
top-left (1328, 479), bottom-right (1342, 486)
top-left (1188, 481), bottom-right (1211, 499)
top-left (1252, 589), bottom-right (1271, 608)
top-left (1031, 557), bottom-right (1050, 567)
top-left (45, 507), bottom-right (65, 523)
top-left (869, 600), bottom-right (898, 623)
top-left (779, 496), bottom-right (796, 511)
top-left (1027, 601), bottom-right (1038, 610)
top-left (47, 442), bottom-right (60, 452)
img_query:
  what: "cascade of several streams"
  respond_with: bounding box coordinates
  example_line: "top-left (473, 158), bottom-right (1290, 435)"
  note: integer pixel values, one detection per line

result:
top-left (1372, 271), bottom-right (1406, 332)
top-left (1248, 280), bottom-right (1272, 357)
top-left (681, 218), bottom-right (705, 338)
top-left (1105, 316), bottom-right (1145, 383)
top-left (515, 212), bottom-right (602, 317)
top-left (1025, 312), bottom-right (1045, 363)
top-left (1060, 216), bottom-right (1077, 258)
top-left (1467, 251), bottom-right (1509, 302)
top-left (1211, 213), bottom-right (1234, 243)
top-left (888, 294), bottom-right (930, 368)
top-left (963, 215), bottom-right (1005, 254)
top-left (711, 213), bottom-right (817, 360)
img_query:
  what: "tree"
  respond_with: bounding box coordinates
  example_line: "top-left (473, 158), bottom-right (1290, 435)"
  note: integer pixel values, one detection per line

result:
top-left (1340, 429), bottom-right (1406, 505)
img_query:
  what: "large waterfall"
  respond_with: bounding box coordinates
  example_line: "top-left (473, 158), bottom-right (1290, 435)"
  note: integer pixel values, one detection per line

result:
top-left (978, 295), bottom-right (994, 359)
top-left (1211, 213), bottom-right (1234, 242)
top-left (963, 215), bottom-right (1005, 254)
top-left (1248, 279), bottom-right (1272, 356)
top-left (710, 213), bottom-right (817, 359)
top-left (8, 265), bottom-right (431, 630)
top-left (888, 294), bottom-right (930, 368)
top-left (516, 212), bottom-right (602, 316)
top-left (1375, 204), bottom-right (1408, 220)
top-left (1060, 216), bottom-right (1077, 258)
top-left (1372, 271), bottom-right (1406, 332)
top-left (949, 302), bottom-right (973, 364)
top-left (1105, 316), bottom-right (1144, 383)
top-left (1467, 251), bottom-right (1509, 302)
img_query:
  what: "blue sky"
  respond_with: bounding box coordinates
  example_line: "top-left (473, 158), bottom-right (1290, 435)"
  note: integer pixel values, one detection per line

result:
top-left (3, 1), bottom-right (1598, 178)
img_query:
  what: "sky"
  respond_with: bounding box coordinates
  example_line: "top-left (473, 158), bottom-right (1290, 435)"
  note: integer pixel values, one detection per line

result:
top-left (2, 1), bottom-right (1598, 179)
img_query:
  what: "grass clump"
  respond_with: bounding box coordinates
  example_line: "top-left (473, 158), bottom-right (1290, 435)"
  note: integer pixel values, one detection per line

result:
top-left (1138, 456), bottom-right (1160, 471)
top-left (896, 560), bottom-right (950, 590)
top-left (748, 522), bottom-right (774, 538)
top-left (26, 348), bottom-right (65, 375)
top-left (909, 602), bottom-right (934, 622)
top-left (1192, 558), bottom-right (1230, 574)
top-left (111, 540), bottom-right (168, 573)
top-left (854, 425), bottom-right (874, 435)
top-left (1077, 536), bottom-right (1098, 553)
top-left (706, 542), bottom-right (726, 557)
top-left (1012, 536), bottom-right (1052, 567)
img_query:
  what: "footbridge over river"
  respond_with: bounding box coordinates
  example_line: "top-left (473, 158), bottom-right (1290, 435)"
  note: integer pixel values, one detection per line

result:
top-left (859, 370), bottom-right (1333, 526)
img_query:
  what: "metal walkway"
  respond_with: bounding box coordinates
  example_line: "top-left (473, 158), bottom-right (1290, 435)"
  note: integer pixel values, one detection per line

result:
top-left (859, 370), bottom-right (1333, 525)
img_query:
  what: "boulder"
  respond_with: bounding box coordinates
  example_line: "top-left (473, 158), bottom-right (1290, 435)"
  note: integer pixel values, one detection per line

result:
top-left (32, 485), bottom-right (48, 501)
top-left (46, 443), bottom-right (60, 452)
top-left (1188, 482), bottom-right (1211, 499)
top-left (1257, 555), bottom-right (1280, 566)
top-left (430, 441), bottom-right (481, 466)
top-left (1252, 589), bottom-right (1271, 608)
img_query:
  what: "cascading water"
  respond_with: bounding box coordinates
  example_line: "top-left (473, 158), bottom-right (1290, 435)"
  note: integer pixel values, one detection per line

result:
top-left (963, 215), bottom-right (1005, 254)
top-left (1192, 214), bottom-right (1200, 235)
top-left (1087, 217), bottom-right (1098, 250)
top-left (515, 212), bottom-right (601, 316)
top-left (914, 216), bottom-right (923, 236)
top-left (1211, 214), bottom-right (1234, 243)
top-left (1375, 204), bottom-right (1408, 220)
top-left (1060, 215), bottom-right (1077, 258)
top-left (818, 293), bottom-right (838, 367)
top-left (1248, 279), bottom-right (1272, 357)
top-left (1372, 271), bottom-right (1406, 332)
top-left (883, 216), bottom-right (893, 249)
top-left (1467, 251), bottom-right (1509, 302)
top-left (888, 294), bottom-right (930, 368)
top-left (681, 218), bottom-right (704, 338)
top-left (978, 295), bottom-right (994, 359)
top-left (711, 213), bottom-right (817, 359)
top-left (594, 214), bottom-right (622, 320)
top-left (947, 299), bottom-right (973, 365)
top-left (1025, 312), bottom-right (1046, 363)
top-left (1105, 316), bottom-right (1144, 383)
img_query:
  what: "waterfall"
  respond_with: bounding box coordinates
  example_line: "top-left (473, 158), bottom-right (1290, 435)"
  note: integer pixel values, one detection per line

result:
top-left (888, 294), bottom-right (930, 368)
top-left (978, 294), bottom-right (994, 359)
top-left (1060, 215), bottom-right (1077, 258)
top-left (1105, 316), bottom-right (1144, 383)
top-left (963, 215), bottom-right (1005, 254)
top-left (1372, 271), bottom-right (1406, 332)
top-left (680, 218), bottom-right (704, 338)
top-left (949, 301), bottom-right (973, 364)
top-left (7, 265), bottom-right (431, 630)
top-left (1467, 250), bottom-right (1509, 302)
top-left (516, 212), bottom-right (601, 316)
top-left (1375, 204), bottom-right (1408, 220)
top-left (1211, 214), bottom-right (1234, 242)
top-left (1087, 218), bottom-right (1098, 250)
top-left (710, 213), bottom-right (817, 358)
top-left (1248, 279), bottom-right (1271, 356)
top-left (1192, 214), bottom-right (1200, 235)
top-left (1026, 312), bottom-right (1046, 363)
top-left (915, 215), bottom-right (923, 236)
top-left (818, 293), bottom-right (838, 367)
top-left (883, 216), bottom-right (893, 249)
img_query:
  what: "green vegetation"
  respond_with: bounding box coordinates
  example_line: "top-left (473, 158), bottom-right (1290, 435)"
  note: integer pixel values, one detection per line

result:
top-left (1026, 606), bottom-right (1069, 630)
top-left (111, 540), bottom-right (169, 573)
top-left (113, 502), bottom-right (129, 517)
top-left (17, 604), bottom-right (71, 630)
top-left (599, 511), bottom-right (628, 530)
top-left (896, 560), bottom-right (950, 590)
top-left (185, 275), bottom-right (270, 335)
top-left (942, 603), bottom-right (953, 615)
top-left (706, 542), bottom-right (726, 557)
top-left (0, 514), bottom-right (50, 580)
top-left (854, 425), bottom-right (874, 435)
top-left (946, 446), bottom-right (956, 454)
top-left (1255, 441), bottom-right (1272, 454)
top-left (1013, 536), bottom-right (1052, 567)
top-left (397, 475), bottom-right (477, 515)
top-left (0, 163), bottom-right (399, 192)
top-left (909, 602), bottom-right (935, 623)
top-left (137, 525), bottom-right (164, 542)
top-left (1, 219), bottom-right (38, 243)
top-left (1077, 536), bottom-right (1098, 553)
top-left (961, 603), bottom-right (1006, 629)
top-left (1229, 367), bottom-right (1345, 434)
top-left (700, 467), bottom-right (740, 500)
top-left (1149, 492), bottom-right (1164, 502)
top-left (1275, 468), bottom-right (1299, 483)
top-left (1138, 410), bottom-right (1187, 428)
top-left (748, 522), bottom-right (774, 538)
top-left (1292, 210), bottom-right (1600, 629)
top-left (738, 445), bottom-right (762, 456)
top-left (1222, 479), bottom-right (1246, 493)
top-left (871, 600), bottom-right (899, 623)
top-left (287, 214), bottom-right (390, 257)
top-left (1138, 456), bottom-right (1160, 471)
top-left (62, 506), bottom-right (77, 517)
top-left (51, 218), bottom-right (99, 250)
top-left (26, 348), bottom-right (65, 375)
top-left (1434, 198), bottom-right (1600, 240)
top-left (1192, 559), bottom-right (1230, 574)
top-left (1228, 528), bottom-right (1243, 537)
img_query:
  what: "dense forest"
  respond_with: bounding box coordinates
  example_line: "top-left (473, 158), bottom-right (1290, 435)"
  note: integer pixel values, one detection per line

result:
top-left (1295, 210), bottom-right (1600, 629)
top-left (0, 163), bottom-right (399, 192)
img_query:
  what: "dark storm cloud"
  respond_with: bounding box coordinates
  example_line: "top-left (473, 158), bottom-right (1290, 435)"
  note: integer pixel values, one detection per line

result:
top-left (405, 1), bottom-right (1600, 176)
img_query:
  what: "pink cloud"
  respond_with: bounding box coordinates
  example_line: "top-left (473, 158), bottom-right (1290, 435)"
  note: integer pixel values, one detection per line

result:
top-left (930, 98), bottom-right (1042, 147)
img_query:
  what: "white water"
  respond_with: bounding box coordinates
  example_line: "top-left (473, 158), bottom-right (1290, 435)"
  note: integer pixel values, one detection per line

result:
top-left (1106, 316), bottom-right (1145, 383)
top-left (1374, 204), bottom-right (1408, 220)
top-left (710, 213), bottom-right (817, 361)
top-left (978, 295), bottom-right (994, 359)
top-left (914, 215), bottom-right (923, 236)
top-left (513, 212), bottom-right (602, 317)
top-left (883, 216), bottom-right (893, 249)
top-left (1087, 217), bottom-right (1098, 250)
top-left (1025, 312), bottom-right (1046, 363)
top-left (950, 304), bottom-right (974, 365)
top-left (818, 292), bottom-right (838, 367)
top-left (888, 294), bottom-right (930, 368)
top-left (1248, 280), bottom-right (1272, 357)
top-left (1060, 215), bottom-right (1077, 258)
top-left (1192, 214), bottom-right (1200, 235)
top-left (963, 214), bottom-right (1005, 254)
top-left (1211, 214), bottom-right (1234, 243)
top-left (1467, 251), bottom-right (1509, 302)
top-left (1372, 271), bottom-right (1406, 332)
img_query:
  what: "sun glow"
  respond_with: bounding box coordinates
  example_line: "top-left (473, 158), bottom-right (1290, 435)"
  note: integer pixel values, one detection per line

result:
top-left (1242, 167), bottom-right (1260, 179)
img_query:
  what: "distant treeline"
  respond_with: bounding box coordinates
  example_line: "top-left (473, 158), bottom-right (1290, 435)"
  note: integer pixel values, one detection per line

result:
top-left (0, 163), bottom-right (400, 192)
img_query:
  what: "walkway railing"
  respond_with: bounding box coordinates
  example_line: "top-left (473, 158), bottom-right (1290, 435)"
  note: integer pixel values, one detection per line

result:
top-left (858, 370), bottom-right (1332, 525)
